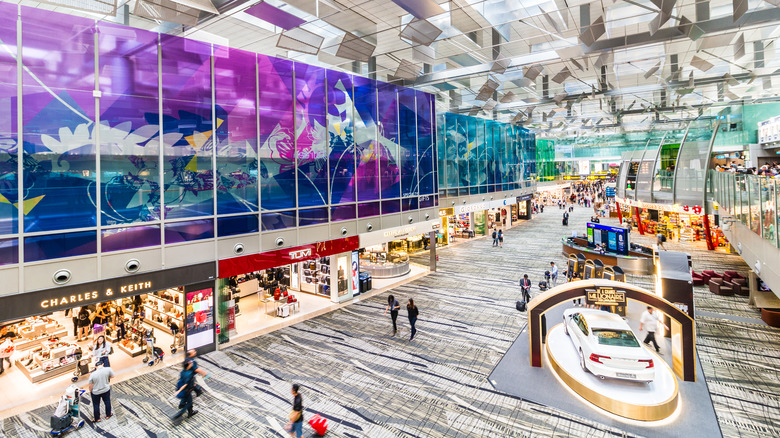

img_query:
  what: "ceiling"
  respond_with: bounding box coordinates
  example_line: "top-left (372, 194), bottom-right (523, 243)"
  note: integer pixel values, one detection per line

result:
top-left (15, 0), bottom-right (780, 139)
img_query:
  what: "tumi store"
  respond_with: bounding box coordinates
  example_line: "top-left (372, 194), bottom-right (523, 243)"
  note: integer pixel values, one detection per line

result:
top-left (0, 263), bottom-right (216, 405)
top-left (215, 236), bottom-right (360, 344)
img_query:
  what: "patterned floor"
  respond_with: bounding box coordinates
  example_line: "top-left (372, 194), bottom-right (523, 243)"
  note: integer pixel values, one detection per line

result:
top-left (2, 204), bottom-right (779, 438)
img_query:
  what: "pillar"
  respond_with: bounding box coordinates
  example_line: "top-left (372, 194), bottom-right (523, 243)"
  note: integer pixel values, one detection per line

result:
top-left (429, 231), bottom-right (437, 272)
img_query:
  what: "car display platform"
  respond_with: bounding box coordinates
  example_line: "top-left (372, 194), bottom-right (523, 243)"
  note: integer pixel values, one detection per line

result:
top-left (546, 323), bottom-right (679, 421)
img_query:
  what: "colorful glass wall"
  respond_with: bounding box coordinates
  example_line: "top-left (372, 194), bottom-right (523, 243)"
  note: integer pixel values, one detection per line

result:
top-left (438, 113), bottom-right (536, 196)
top-left (0, 5), bottom-right (436, 264)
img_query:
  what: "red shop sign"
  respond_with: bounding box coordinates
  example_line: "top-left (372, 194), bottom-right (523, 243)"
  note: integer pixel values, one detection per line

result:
top-left (218, 236), bottom-right (360, 278)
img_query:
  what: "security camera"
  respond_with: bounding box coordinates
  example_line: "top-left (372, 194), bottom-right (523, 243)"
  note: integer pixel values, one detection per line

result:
top-left (340, 227), bottom-right (348, 236)
top-left (424, 213), bottom-right (430, 220)
top-left (451, 201), bottom-right (456, 206)
top-left (53, 269), bottom-right (72, 285)
top-left (125, 259), bottom-right (141, 273)
top-left (233, 243), bottom-right (245, 255)
top-left (408, 216), bottom-right (414, 224)
top-left (366, 223), bottom-right (374, 232)
top-left (275, 237), bottom-right (284, 247)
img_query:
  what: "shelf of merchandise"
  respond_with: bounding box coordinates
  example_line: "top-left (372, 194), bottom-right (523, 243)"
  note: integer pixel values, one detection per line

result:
top-left (143, 305), bottom-right (182, 332)
top-left (117, 342), bottom-right (145, 357)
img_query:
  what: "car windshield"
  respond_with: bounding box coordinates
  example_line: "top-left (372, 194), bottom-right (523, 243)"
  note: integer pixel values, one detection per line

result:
top-left (592, 329), bottom-right (640, 347)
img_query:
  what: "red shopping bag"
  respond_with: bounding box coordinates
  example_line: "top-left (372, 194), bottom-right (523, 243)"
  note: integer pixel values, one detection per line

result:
top-left (309, 414), bottom-right (328, 436)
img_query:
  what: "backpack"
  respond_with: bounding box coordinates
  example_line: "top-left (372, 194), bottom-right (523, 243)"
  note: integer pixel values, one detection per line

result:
top-left (492, 231), bottom-right (497, 239)
top-left (515, 300), bottom-right (526, 312)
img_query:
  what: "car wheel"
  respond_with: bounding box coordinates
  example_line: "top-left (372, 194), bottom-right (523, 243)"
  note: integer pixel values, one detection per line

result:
top-left (579, 349), bottom-right (587, 372)
top-left (563, 318), bottom-right (569, 336)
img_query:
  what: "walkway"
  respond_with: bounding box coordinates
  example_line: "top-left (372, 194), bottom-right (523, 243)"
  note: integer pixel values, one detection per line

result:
top-left (1, 205), bottom-right (778, 437)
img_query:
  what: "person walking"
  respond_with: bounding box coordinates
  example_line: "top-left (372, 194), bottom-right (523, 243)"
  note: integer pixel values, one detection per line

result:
top-left (87, 361), bottom-right (115, 422)
top-left (172, 360), bottom-right (198, 422)
top-left (286, 384), bottom-right (304, 438)
top-left (639, 307), bottom-right (668, 353)
top-left (92, 334), bottom-right (111, 368)
top-left (383, 295), bottom-right (401, 336)
top-left (520, 274), bottom-right (531, 303)
top-left (491, 229), bottom-right (498, 247)
top-left (550, 262), bottom-right (558, 286)
top-left (497, 229), bottom-right (504, 248)
top-left (407, 299), bottom-right (419, 341)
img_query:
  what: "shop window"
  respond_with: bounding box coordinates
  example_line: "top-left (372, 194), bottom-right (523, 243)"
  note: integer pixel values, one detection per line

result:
top-left (217, 214), bottom-right (259, 237)
top-left (330, 204), bottom-right (356, 222)
top-left (261, 210), bottom-right (296, 231)
top-left (358, 202), bottom-right (380, 218)
top-left (164, 219), bottom-right (214, 244)
top-left (102, 225), bottom-right (161, 252)
top-left (24, 230), bottom-right (97, 262)
top-left (298, 207), bottom-right (328, 226)
top-left (0, 237), bottom-right (18, 265)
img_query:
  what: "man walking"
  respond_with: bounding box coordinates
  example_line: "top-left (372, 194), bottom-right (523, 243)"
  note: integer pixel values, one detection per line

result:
top-left (639, 306), bottom-right (668, 353)
top-left (520, 274), bottom-right (531, 303)
top-left (550, 262), bottom-right (558, 286)
top-left (492, 229), bottom-right (498, 247)
top-left (287, 384), bottom-right (304, 438)
top-left (88, 361), bottom-right (115, 422)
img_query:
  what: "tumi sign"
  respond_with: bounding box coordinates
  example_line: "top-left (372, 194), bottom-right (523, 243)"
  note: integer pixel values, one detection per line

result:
top-left (0, 262), bottom-right (216, 323)
top-left (218, 236), bottom-right (360, 278)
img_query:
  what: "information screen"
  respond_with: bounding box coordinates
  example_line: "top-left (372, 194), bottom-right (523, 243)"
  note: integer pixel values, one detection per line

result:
top-left (587, 222), bottom-right (629, 255)
top-left (186, 288), bottom-right (214, 350)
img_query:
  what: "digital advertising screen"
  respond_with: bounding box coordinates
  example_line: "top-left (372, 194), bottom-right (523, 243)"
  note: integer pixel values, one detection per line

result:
top-left (586, 222), bottom-right (629, 255)
top-left (186, 287), bottom-right (214, 350)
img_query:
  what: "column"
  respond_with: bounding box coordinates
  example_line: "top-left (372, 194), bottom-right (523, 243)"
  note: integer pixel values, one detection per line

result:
top-left (429, 231), bottom-right (437, 272)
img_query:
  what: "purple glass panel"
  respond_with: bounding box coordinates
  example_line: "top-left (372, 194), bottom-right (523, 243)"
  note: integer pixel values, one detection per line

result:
top-left (99, 95), bottom-right (161, 225)
top-left (244, 2), bottom-right (306, 30)
top-left (377, 82), bottom-right (400, 199)
top-left (215, 47), bottom-right (258, 214)
top-left (299, 207), bottom-right (328, 226)
top-left (353, 76), bottom-right (379, 202)
top-left (382, 199), bottom-right (400, 214)
top-left (160, 35), bottom-right (211, 104)
top-left (21, 7), bottom-right (94, 91)
top-left (0, 2), bottom-right (17, 86)
top-left (358, 202), bottom-right (380, 218)
top-left (102, 225), bottom-right (161, 252)
top-left (164, 219), bottom-right (214, 243)
top-left (0, 238), bottom-right (18, 265)
top-left (330, 204), bottom-right (356, 222)
top-left (25, 230), bottom-right (97, 262)
top-left (258, 56), bottom-right (295, 211)
top-left (402, 197), bottom-right (418, 211)
top-left (419, 195), bottom-right (434, 208)
top-left (416, 90), bottom-right (434, 195)
top-left (0, 82), bottom-right (16, 235)
top-left (296, 64), bottom-right (328, 207)
top-left (97, 22), bottom-right (158, 97)
top-left (398, 88), bottom-right (418, 197)
top-left (261, 210), bottom-right (296, 231)
top-left (328, 69), bottom-right (355, 204)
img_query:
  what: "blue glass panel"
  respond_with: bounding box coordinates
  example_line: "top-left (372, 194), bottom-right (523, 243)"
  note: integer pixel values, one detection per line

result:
top-left (165, 219), bottom-right (214, 243)
top-left (261, 210), bottom-right (296, 230)
top-left (416, 90), bottom-right (434, 195)
top-left (25, 230), bottom-right (97, 262)
top-left (0, 6), bottom-right (17, 235)
top-left (474, 118), bottom-right (486, 189)
top-left (382, 199), bottom-right (400, 214)
top-left (358, 202), bottom-right (380, 218)
top-left (102, 225), bottom-right (161, 252)
top-left (419, 195), bottom-right (434, 209)
top-left (402, 197), bottom-right (418, 211)
top-left (398, 88), bottom-right (417, 197)
top-left (330, 204), bottom-right (355, 222)
top-left (299, 207), bottom-right (328, 226)
top-left (297, 64), bottom-right (328, 207)
top-left (0, 238), bottom-right (18, 265)
top-left (327, 69), bottom-right (355, 204)
top-left (218, 214), bottom-right (259, 237)
top-left (466, 116), bottom-right (478, 187)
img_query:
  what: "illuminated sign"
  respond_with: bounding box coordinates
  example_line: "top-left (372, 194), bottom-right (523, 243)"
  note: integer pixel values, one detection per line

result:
top-left (458, 203), bottom-right (487, 213)
top-left (289, 248), bottom-right (312, 260)
top-left (438, 207), bottom-right (454, 217)
top-left (383, 226), bottom-right (417, 238)
top-left (586, 288), bottom-right (626, 305)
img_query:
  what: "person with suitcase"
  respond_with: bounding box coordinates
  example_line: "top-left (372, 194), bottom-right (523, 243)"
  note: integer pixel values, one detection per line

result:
top-left (520, 274), bottom-right (531, 303)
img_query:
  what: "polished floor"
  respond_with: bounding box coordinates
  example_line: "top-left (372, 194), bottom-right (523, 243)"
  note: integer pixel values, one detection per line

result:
top-left (1, 204), bottom-right (778, 437)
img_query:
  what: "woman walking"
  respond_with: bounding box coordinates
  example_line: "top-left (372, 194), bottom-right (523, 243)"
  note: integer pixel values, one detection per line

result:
top-left (407, 299), bottom-right (419, 341)
top-left (383, 295), bottom-right (401, 337)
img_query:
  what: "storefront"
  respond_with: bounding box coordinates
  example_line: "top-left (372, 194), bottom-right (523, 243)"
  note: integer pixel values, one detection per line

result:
top-left (0, 263), bottom-right (216, 393)
top-left (516, 194), bottom-right (534, 220)
top-left (358, 220), bottom-right (440, 279)
top-left (615, 197), bottom-right (726, 247)
top-left (216, 237), bottom-right (360, 344)
top-left (438, 200), bottom-right (517, 244)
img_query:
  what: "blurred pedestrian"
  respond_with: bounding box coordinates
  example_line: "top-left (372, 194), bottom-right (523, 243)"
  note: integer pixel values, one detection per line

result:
top-left (286, 384), bottom-right (304, 438)
top-left (172, 360), bottom-right (198, 422)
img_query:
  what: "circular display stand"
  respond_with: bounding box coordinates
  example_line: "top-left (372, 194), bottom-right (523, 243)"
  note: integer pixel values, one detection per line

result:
top-left (545, 324), bottom-right (679, 421)
top-left (360, 260), bottom-right (411, 278)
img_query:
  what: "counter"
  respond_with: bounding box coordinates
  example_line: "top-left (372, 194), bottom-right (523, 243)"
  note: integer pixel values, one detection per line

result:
top-left (561, 237), bottom-right (654, 275)
top-left (359, 260), bottom-right (411, 278)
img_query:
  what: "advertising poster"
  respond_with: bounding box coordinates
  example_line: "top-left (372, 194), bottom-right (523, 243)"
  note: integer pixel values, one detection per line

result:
top-left (351, 250), bottom-right (360, 296)
top-left (186, 288), bottom-right (214, 350)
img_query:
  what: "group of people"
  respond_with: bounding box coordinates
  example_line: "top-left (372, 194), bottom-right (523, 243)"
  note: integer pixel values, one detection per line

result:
top-left (383, 295), bottom-right (421, 341)
top-left (715, 161), bottom-right (780, 177)
top-left (491, 229), bottom-right (504, 247)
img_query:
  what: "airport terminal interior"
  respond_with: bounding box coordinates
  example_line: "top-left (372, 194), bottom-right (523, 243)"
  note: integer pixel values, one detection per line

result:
top-left (0, 0), bottom-right (779, 437)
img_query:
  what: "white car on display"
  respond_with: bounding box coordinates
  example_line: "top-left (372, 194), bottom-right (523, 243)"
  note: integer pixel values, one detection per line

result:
top-left (562, 308), bottom-right (655, 383)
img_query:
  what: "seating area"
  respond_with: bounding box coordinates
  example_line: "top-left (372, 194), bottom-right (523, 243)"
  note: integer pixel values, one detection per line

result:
top-left (693, 270), bottom-right (749, 297)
